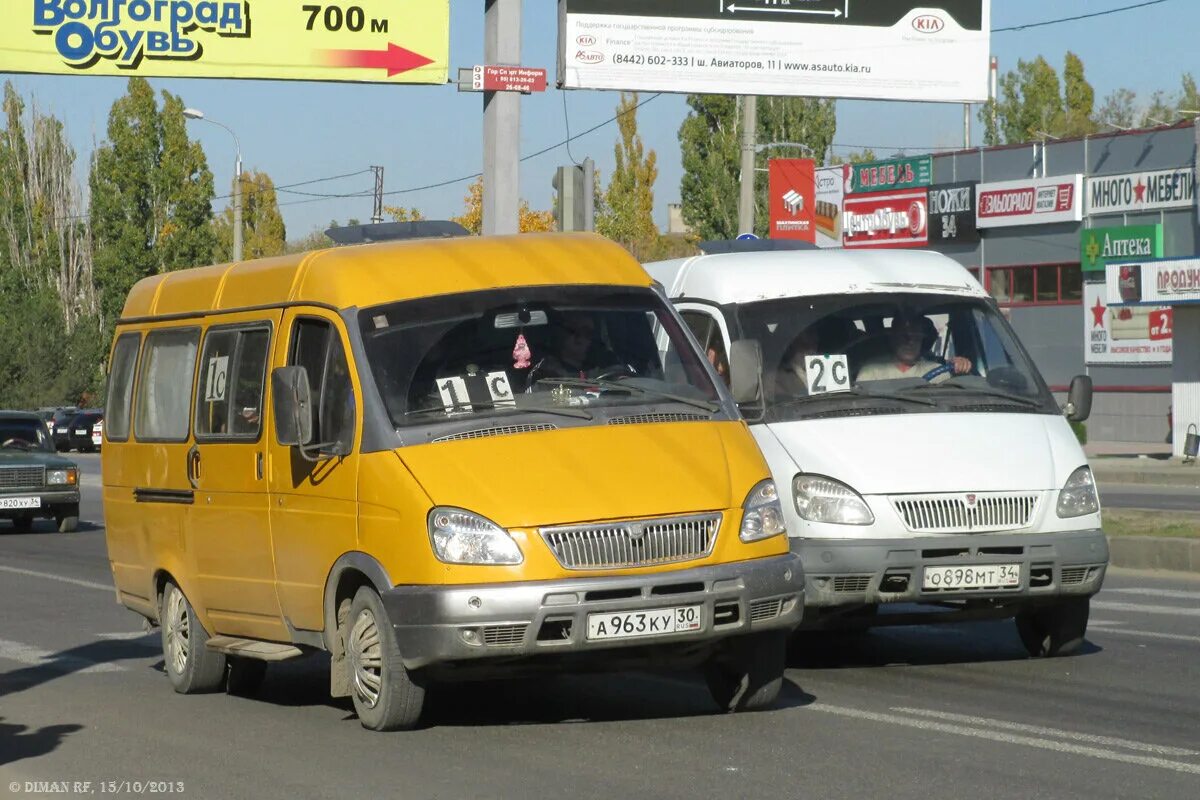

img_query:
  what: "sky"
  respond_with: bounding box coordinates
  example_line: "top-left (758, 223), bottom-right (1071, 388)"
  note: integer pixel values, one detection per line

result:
top-left (3, 0), bottom-right (1197, 240)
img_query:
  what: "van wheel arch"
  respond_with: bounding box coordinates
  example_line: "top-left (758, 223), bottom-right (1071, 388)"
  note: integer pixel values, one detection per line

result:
top-left (324, 553), bottom-right (393, 698)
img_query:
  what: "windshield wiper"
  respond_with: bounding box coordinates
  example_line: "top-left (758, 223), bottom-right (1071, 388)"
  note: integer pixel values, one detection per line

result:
top-left (772, 385), bottom-right (938, 412)
top-left (531, 378), bottom-right (720, 414)
top-left (901, 382), bottom-right (1042, 408)
top-left (404, 400), bottom-right (593, 421)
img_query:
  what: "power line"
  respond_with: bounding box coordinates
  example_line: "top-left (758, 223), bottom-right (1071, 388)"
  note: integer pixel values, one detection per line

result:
top-left (995, 0), bottom-right (1171, 32)
top-left (211, 168), bottom-right (372, 203)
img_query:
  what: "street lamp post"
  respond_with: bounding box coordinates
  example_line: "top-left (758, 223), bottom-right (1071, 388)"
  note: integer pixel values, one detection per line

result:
top-left (183, 108), bottom-right (243, 262)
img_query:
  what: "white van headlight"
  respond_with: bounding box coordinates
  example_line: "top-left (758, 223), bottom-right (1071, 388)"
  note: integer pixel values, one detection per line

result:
top-left (740, 480), bottom-right (788, 542)
top-left (428, 508), bottom-right (523, 565)
top-left (1056, 467), bottom-right (1099, 518)
top-left (793, 474), bottom-right (874, 525)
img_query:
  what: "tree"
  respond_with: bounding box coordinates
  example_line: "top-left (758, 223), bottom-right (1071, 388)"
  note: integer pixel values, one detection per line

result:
top-left (90, 78), bottom-right (215, 331)
top-left (829, 148), bottom-right (878, 165)
top-left (1060, 53), bottom-right (1097, 137)
top-left (286, 221), bottom-right (338, 254)
top-left (1140, 73), bottom-right (1200, 126)
top-left (1097, 88), bottom-right (1139, 130)
top-left (452, 177), bottom-right (554, 234)
top-left (597, 92), bottom-right (659, 259)
top-left (213, 170), bottom-right (286, 262)
top-left (384, 206), bottom-right (425, 222)
top-left (679, 95), bottom-right (836, 240)
top-left (980, 52), bottom-right (1097, 143)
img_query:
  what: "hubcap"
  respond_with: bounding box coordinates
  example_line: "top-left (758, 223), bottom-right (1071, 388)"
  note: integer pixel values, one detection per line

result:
top-left (348, 608), bottom-right (384, 709)
top-left (164, 588), bottom-right (190, 675)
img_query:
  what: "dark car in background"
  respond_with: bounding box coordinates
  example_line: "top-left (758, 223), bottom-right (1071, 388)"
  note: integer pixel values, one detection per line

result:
top-left (0, 411), bottom-right (81, 532)
top-left (50, 407), bottom-right (80, 451)
top-left (66, 410), bottom-right (104, 453)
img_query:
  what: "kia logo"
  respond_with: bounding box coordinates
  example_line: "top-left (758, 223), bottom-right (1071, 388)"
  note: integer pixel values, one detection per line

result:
top-left (576, 34), bottom-right (596, 47)
top-left (913, 14), bottom-right (945, 33)
top-left (576, 50), bottom-right (604, 64)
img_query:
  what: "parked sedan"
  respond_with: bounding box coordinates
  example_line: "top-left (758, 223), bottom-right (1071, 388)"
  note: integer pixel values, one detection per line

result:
top-left (0, 411), bottom-right (81, 532)
top-left (66, 410), bottom-right (104, 453)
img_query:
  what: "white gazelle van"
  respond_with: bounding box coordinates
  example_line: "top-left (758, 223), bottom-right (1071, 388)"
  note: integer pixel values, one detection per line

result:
top-left (646, 245), bottom-right (1108, 657)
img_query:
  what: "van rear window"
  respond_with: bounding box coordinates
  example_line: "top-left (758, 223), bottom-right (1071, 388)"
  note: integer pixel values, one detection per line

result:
top-left (106, 333), bottom-right (140, 442)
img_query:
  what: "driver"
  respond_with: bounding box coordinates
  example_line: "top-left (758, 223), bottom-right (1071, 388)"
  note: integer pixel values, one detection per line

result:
top-left (855, 310), bottom-right (972, 383)
top-left (526, 312), bottom-right (605, 385)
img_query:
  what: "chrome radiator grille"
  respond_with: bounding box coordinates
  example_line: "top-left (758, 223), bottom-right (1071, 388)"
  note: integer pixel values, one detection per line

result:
top-left (0, 466), bottom-right (44, 491)
top-left (892, 493), bottom-right (1039, 534)
top-left (540, 513), bottom-right (720, 570)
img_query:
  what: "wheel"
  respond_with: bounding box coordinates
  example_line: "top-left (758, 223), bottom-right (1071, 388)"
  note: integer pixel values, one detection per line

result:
top-left (703, 631), bottom-right (787, 713)
top-left (160, 582), bottom-right (227, 693)
top-left (10, 515), bottom-right (34, 533)
top-left (346, 586), bottom-right (425, 731)
top-left (1016, 597), bottom-right (1090, 657)
top-left (56, 515), bottom-right (79, 533)
top-left (226, 657), bottom-right (268, 696)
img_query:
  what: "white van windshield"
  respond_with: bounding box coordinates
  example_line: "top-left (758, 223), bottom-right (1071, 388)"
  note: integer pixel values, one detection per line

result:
top-left (360, 286), bottom-right (722, 430)
top-left (738, 293), bottom-right (1057, 422)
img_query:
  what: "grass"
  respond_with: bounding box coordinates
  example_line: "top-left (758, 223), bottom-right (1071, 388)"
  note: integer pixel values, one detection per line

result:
top-left (1103, 509), bottom-right (1200, 539)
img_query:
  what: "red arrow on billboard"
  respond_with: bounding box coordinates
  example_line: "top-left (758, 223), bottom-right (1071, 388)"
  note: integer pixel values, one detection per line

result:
top-left (321, 43), bottom-right (435, 77)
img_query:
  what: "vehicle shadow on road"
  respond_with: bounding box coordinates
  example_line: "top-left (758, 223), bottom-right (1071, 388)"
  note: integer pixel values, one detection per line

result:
top-left (786, 622), bottom-right (1102, 670)
top-left (0, 717), bottom-right (83, 768)
top-left (0, 637), bottom-right (161, 700)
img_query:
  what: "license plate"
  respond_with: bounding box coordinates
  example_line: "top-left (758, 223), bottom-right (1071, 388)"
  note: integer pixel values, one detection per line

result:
top-left (75, 429), bottom-right (87, 435)
top-left (0, 497), bottom-right (41, 510)
top-left (56, 427), bottom-right (66, 433)
top-left (923, 564), bottom-right (1021, 590)
top-left (586, 605), bottom-right (702, 641)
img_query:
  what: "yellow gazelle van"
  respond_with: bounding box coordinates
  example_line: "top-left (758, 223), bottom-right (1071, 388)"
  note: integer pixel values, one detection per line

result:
top-left (102, 232), bottom-right (804, 730)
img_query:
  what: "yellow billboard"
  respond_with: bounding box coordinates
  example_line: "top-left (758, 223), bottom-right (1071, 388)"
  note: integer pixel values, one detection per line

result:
top-left (0, 0), bottom-right (448, 84)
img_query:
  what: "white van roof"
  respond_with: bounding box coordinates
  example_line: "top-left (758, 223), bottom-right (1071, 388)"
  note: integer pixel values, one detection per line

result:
top-left (646, 249), bottom-right (986, 305)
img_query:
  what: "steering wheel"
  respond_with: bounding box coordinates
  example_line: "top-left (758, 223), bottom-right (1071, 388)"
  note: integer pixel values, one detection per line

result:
top-left (920, 363), bottom-right (955, 382)
top-left (1, 438), bottom-right (31, 450)
top-left (590, 364), bottom-right (638, 383)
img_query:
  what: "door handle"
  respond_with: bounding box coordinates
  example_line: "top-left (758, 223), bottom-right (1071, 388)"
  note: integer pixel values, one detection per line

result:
top-left (256, 452), bottom-right (264, 481)
top-left (186, 445), bottom-right (201, 490)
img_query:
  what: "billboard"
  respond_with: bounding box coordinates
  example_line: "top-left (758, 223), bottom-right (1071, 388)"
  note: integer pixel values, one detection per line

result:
top-left (768, 159), bottom-right (816, 242)
top-left (1080, 225), bottom-right (1163, 274)
top-left (814, 165), bottom-right (846, 248)
top-left (558, 0), bottom-right (991, 102)
top-left (1086, 168), bottom-right (1196, 216)
top-left (849, 156), bottom-right (933, 194)
top-left (976, 175), bottom-right (1083, 229)
top-left (842, 188), bottom-right (928, 249)
top-left (927, 181), bottom-right (979, 244)
top-left (1085, 281), bottom-right (1172, 365)
top-left (1106, 258), bottom-right (1200, 306)
top-left (0, 0), bottom-right (449, 84)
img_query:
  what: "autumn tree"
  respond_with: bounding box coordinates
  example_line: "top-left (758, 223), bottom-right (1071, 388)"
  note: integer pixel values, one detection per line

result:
top-left (1141, 73), bottom-right (1200, 126)
top-left (384, 206), bottom-right (426, 222)
top-left (213, 170), bottom-right (286, 261)
top-left (452, 177), bottom-right (554, 234)
top-left (597, 92), bottom-right (659, 259)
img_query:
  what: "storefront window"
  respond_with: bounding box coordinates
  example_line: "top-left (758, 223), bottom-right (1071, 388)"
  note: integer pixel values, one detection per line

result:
top-left (985, 264), bottom-right (1083, 306)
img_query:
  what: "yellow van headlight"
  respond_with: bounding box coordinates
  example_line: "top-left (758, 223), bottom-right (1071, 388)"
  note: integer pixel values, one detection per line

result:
top-left (428, 507), bottom-right (523, 565)
top-left (740, 480), bottom-right (788, 542)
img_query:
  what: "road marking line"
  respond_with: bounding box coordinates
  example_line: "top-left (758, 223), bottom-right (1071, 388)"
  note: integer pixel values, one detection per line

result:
top-left (1088, 619), bottom-right (1124, 626)
top-left (1089, 625), bottom-right (1200, 645)
top-left (0, 637), bottom-right (122, 674)
top-left (891, 707), bottom-right (1199, 757)
top-left (0, 565), bottom-right (112, 592)
top-left (809, 705), bottom-right (1200, 776)
top-left (1093, 601), bottom-right (1200, 618)
top-left (1107, 588), bottom-right (1200, 601)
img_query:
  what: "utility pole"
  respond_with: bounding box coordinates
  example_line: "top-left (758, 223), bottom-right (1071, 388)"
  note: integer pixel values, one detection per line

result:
top-left (370, 166), bottom-right (385, 224)
top-left (483, 0), bottom-right (520, 235)
top-left (582, 156), bottom-right (595, 232)
top-left (737, 95), bottom-right (758, 236)
top-left (963, 104), bottom-right (971, 149)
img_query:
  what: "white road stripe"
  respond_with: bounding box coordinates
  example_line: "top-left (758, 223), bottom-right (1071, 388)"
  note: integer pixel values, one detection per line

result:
top-left (1088, 619), bottom-right (1124, 626)
top-left (1093, 601), bottom-right (1200, 618)
top-left (0, 637), bottom-right (122, 674)
top-left (1107, 588), bottom-right (1200, 602)
top-left (809, 705), bottom-right (1200, 776)
top-left (891, 707), bottom-right (1199, 757)
top-left (1089, 625), bottom-right (1200, 645)
top-left (0, 565), bottom-right (113, 592)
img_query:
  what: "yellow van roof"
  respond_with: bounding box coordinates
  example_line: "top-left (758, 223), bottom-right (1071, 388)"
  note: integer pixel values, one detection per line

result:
top-left (120, 233), bottom-right (651, 321)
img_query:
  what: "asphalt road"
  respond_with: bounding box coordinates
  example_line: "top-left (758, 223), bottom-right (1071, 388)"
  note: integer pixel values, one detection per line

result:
top-left (1, 454), bottom-right (1198, 800)
top-left (1098, 482), bottom-right (1200, 513)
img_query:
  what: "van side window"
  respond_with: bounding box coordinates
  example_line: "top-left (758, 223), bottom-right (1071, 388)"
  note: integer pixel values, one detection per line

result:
top-left (135, 328), bottom-right (199, 442)
top-left (681, 310), bottom-right (729, 386)
top-left (106, 333), bottom-right (141, 442)
top-left (195, 326), bottom-right (271, 440)
top-left (291, 318), bottom-right (355, 453)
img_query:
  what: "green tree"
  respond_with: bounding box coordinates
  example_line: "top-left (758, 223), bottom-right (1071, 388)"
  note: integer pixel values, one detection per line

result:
top-left (829, 148), bottom-right (878, 165)
top-left (1096, 88), bottom-right (1139, 130)
top-left (980, 53), bottom-right (1097, 143)
top-left (90, 78), bottom-right (215, 331)
top-left (1140, 73), bottom-right (1200, 126)
top-left (597, 92), bottom-right (659, 259)
top-left (287, 221), bottom-right (338, 254)
top-left (214, 170), bottom-right (286, 261)
top-left (679, 95), bottom-right (836, 240)
top-left (1060, 53), bottom-right (1098, 137)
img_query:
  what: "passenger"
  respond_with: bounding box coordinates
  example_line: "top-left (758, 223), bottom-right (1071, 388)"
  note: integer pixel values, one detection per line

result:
top-left (706, 345), bottom-right (729, 385)
top-left (855, 310), bottom-right (972, 383)
top-left (775, 324), bottom-right (820, 397)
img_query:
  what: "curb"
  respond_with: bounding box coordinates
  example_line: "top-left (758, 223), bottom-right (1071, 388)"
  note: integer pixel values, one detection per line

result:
top-left (1107, 536), bottom-right (1200, 574)
top-left (1092, 469), bottom-right (1200, 489)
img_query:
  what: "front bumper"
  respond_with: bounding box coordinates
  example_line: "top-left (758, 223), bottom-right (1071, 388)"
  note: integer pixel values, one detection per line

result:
top-left (795, 528), bottom-right (1108, 610)
top-left (0, 489), bottom-right (80, 518)
top-left (381, 554), bottom-right (804, 670)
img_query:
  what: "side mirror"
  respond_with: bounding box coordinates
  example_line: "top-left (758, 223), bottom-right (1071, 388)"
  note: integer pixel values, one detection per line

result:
top-left (728, 339), bottom-right (764, 406)
top-left (1065, 375), bottom-right (1093, 422)
top-left (272, 366), bottom-right (314, 447)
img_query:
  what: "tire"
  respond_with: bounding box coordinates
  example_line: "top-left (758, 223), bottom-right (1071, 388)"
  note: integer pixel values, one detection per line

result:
top-left (160, 582), bottom-right (227, 693)
top-left (346, 586), bottom-right (425, 731)
top-left (704, 631), bottom-right (787, 713)
top-left (10, 515), bottom-right (34, 533)
top-left (56, 515), bottom-right (79, 533)
top-left (1016, 597), bottom-right (1090, 658)
top-left (226, 657), bottom-right (268, 697)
